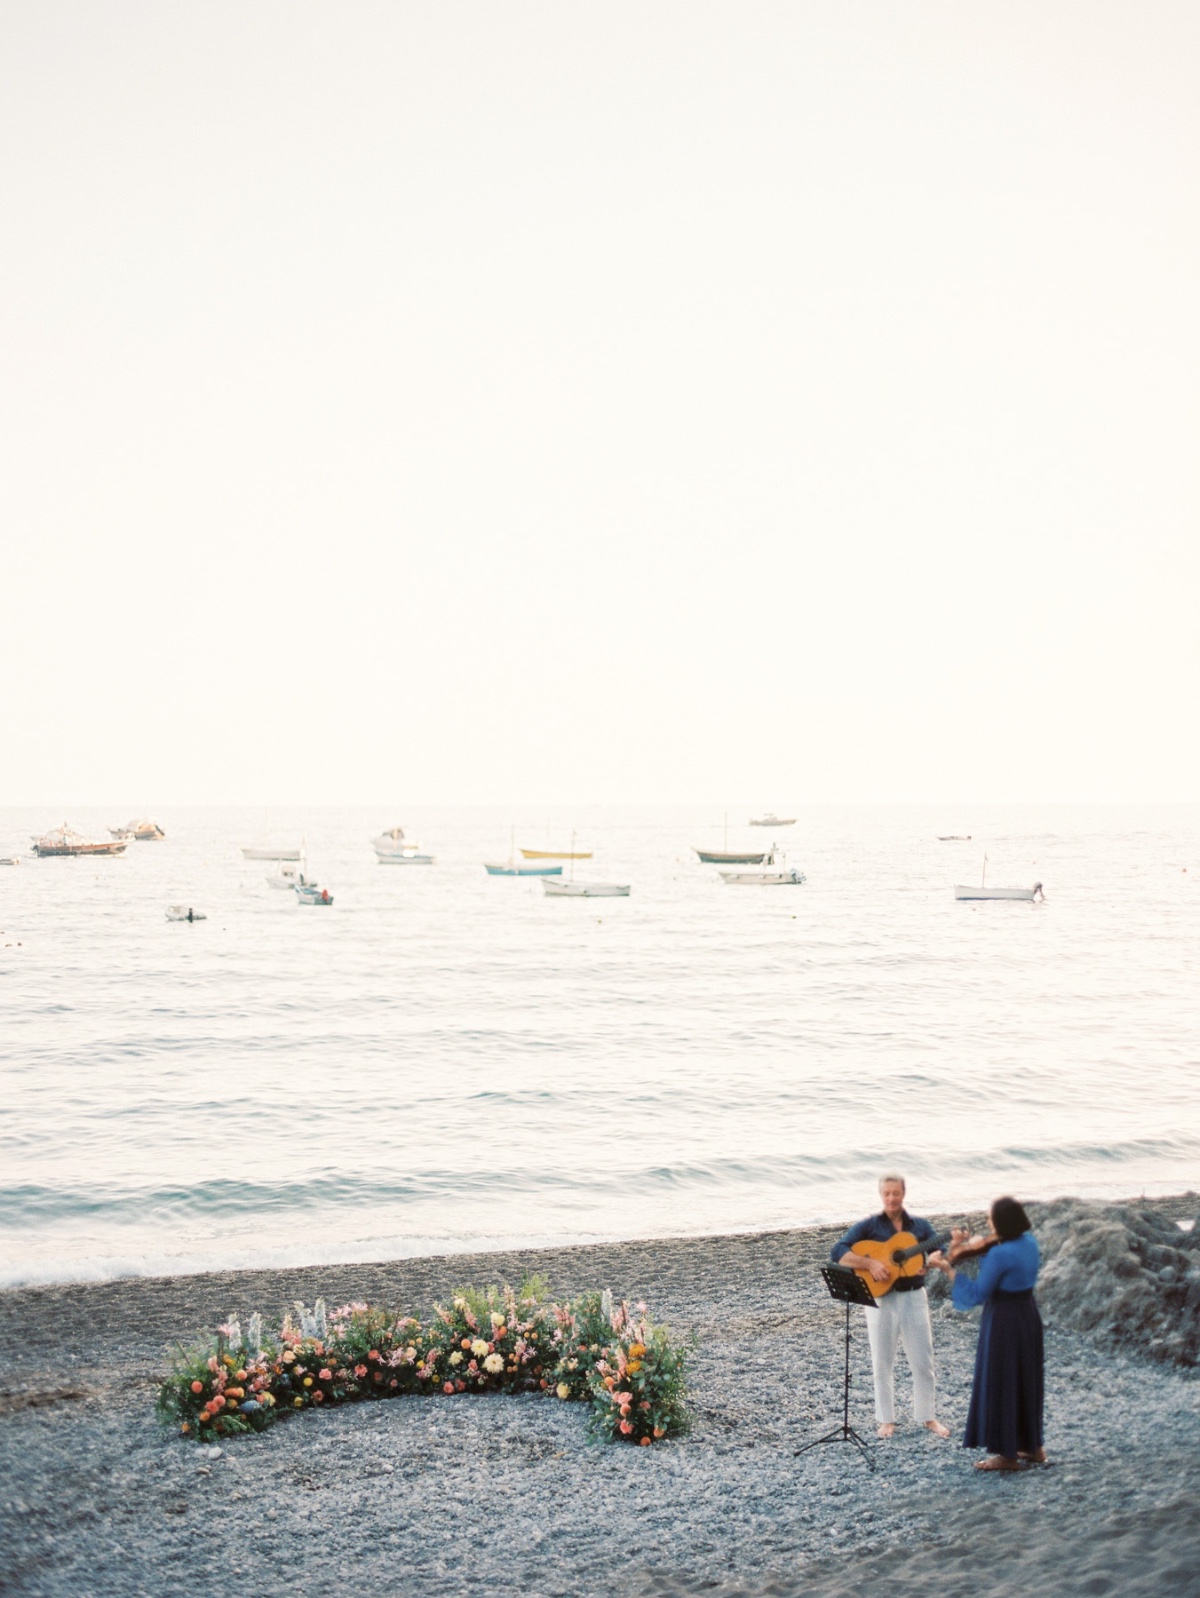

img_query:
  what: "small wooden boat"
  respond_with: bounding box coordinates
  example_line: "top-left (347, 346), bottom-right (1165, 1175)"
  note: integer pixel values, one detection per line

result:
top-left (112, 819), bottom-right (165, 841)
top-left (520, 847), bottom-right (593, 860)
top-left (32, 825), bottom-right (128, 857)
top-left (295, 884), bottom-right (334, 905)
top-left (542, 879), bottom-right (630, 897)
top-left (0, 855), bottom-right (21, 866)
top-left (719, 864), bottom-right (806, 885)
top-left (748, 814), bottom-right (796, 827)
top-left (485, 860), bottom-right (563, 876)
top-left (695, 848), bottom-right (769, 865)
top-left (955, 855), bottom-right (1043, 901)
top-left (954, 883), bottom-right (1043, 901)
top-left (166, 905), bottom-right (206, 921)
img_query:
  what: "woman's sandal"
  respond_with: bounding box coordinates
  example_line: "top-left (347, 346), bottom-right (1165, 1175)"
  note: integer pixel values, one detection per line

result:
top-left (1018, 1449), bottom-right (1049, 1465)
top-left (974, 1455), bottom-right (1025, 1471)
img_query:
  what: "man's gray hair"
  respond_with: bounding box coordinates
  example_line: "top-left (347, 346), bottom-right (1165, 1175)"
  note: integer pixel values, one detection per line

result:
top-left (878, 1173), bottom-right (907, 1192)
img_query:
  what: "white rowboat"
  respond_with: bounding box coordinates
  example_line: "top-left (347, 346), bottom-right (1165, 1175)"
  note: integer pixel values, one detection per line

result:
top-left (542, 880), bottom-right (631, 898)
top-left (719, 867), bottom-right (806, 885)
top-left (954, 883), bottom-right (1044, 902)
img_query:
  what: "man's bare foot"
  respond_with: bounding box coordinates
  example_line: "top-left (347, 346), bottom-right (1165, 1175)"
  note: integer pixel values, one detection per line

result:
top-left (974, 1455), bottom-right (1023, 1471)
top-left (877, 1422), bottom-right (895, 1438)
top-left (924, 1419), bottom-right (951, 1439)
top-left (1018, 1448), bottom-right (1048, 1464)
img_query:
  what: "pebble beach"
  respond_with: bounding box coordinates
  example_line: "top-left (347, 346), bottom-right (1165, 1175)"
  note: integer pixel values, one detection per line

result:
top-left (2, 1195), bottom-right (1198, 1598)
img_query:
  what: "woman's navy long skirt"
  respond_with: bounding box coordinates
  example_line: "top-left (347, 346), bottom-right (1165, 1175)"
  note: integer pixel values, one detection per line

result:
top-left (963, 1287), bottom-right (1044, 1457)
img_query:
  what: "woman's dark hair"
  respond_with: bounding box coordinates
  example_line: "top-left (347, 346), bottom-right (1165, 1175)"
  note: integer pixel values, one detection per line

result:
top-left (991, 1196), bottom-right (1032, 1241)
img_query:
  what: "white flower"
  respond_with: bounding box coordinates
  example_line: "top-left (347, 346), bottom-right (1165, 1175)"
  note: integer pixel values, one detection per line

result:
top-left (601, 1289), bottom-right (613, 1327)
top-left (471, 1339), bottom-right (489, 1358)
top-left (449, 1352), bottom-right (463, 1366)
top-left (490, 1313), bottom-right (505, 1328)
top-left (245, 1314), bottom-right (263, 1356)
top-left (484, 1353), bottom-right (504, 1374)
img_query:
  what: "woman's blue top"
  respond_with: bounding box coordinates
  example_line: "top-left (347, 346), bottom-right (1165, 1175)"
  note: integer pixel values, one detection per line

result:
top-left (951, 1232), bottom-right (1040, 1310)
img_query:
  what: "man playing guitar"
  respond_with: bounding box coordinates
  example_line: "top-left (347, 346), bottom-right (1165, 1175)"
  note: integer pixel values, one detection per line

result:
top-left (830, 1174), bottom-right (951, 1440)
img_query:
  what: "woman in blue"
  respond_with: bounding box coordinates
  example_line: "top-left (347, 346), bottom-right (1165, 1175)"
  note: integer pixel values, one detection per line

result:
top-left (929, 1196), bottom-right (1046, 1471)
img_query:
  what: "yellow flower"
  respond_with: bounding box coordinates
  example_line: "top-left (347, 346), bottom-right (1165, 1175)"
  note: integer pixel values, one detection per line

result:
top-left (628, 1344), bottom-right (646, 1359)
top-left (556, 1383), bottom-right (571, 1400)
top-left (303, 1377), bottom-right (313, 1387)
top-left (627, 1360), bottom-right (643, 1374)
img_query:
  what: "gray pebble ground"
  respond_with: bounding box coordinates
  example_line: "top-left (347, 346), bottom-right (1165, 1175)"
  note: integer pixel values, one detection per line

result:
top-left (2, 1196), bottom-right (1199, 1597)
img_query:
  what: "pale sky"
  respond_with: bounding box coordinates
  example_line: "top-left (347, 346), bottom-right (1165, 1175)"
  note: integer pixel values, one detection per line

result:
top-left (2, 2), bottom-right (1197, 804)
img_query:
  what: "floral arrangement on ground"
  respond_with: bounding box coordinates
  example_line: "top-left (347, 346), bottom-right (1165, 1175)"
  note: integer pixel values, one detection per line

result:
top-left (158, 1280), bottom-right (690, 1448)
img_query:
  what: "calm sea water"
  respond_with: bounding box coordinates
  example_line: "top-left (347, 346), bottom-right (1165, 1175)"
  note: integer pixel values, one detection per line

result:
top-left (1, 805), bottom-right (1197, 1288)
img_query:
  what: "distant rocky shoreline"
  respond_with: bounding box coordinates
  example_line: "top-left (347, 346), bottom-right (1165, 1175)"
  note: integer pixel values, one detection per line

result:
top-left (1, 1193), bottom-right (1197, 1597)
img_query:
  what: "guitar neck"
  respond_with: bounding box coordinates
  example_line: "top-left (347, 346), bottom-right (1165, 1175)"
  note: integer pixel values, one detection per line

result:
top-left (894, 1231), bottom-right (949, 1264)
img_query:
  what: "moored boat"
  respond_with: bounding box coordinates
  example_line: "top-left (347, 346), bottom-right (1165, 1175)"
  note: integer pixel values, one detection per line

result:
top-left (295, 883), bottom-right (334, 905)
top-left (954, 883), bottom-right (1043, 902)
top-left (485, 860), bottom-right (563, 876)
top-left (32, 825), bottom-right (128, 857)
top-left (695, 847), bottom-right (769, 865)
top-left (373, 827), bottom-right (435, 864)
top-left (166, 905), bottom-right (206, 921)
top-left (748, 814), bottom-right (796, 827)
top-left (520, 847), bottom-right (594, 860)
top-left (542, 879), bottom-right (630, 897)
top-left (242, 845), bottom-right (303, 861)
top-left (112, 819), bottom-right (165, 841)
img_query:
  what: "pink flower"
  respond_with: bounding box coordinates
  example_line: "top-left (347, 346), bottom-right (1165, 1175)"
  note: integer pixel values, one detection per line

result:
top-left (318, 1369), bottom-right (331, 1381)
top-left (444, 1381), bottom-right (455, 1394)
top-left (619, 1420), bottom-right (633, 1435)
top-left (355, 1364), bottom-right (368, 1378)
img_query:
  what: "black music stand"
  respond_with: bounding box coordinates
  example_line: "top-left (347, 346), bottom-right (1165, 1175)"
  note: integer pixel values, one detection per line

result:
top-left (795, 1265), bottom-right (877, 1471)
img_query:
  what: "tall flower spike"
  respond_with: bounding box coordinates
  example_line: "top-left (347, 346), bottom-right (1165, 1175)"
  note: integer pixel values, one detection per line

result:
top-left (226, 1317), bottom-right (242, 1349)
top-left (314, 1298), bottom-right (327, 1338)
top-left (246, 1313), bottom-right (262, 1356)
top-left (601, 1289), bottom-right (613, 1327)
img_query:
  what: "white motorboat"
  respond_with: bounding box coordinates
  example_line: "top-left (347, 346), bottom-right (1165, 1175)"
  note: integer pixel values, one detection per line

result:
top-left (749, 814), bottom-right (796, 827)
top-left (295, 883), bottom-right (334, 905)
top-left (955, 883), bottom-right (1044, 901)
top-left (0, 855), bottom-right (21, 866)
top-left (267, 862), bottom-right (307, 890)
top-left (719, 865), bottom-right (806, 885)
top-left (542, 879), bottom-right (631, 898)
top-left (166, 905), bottom-right (206, 921)
top-left (242, 845), bottom-right (303, 861)
top-left (373, 827), bottom-right (435, 864)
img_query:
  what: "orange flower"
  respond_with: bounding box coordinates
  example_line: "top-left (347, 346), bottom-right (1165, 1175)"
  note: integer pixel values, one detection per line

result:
top-left (181, 1423), bottom-right (190, 1434)
top-left (639, 1436), bottom-right (652, 1447)
top-left (190, 1380), bottom-right (204, 1394)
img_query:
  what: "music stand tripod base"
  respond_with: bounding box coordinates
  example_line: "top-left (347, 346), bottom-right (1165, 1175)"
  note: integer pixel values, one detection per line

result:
top-left (796, 1265), bottom-right (877, 1471)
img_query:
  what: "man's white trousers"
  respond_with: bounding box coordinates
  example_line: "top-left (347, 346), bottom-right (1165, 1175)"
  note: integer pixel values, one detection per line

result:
top-left (863, 1287), bottom-right (937, 1424)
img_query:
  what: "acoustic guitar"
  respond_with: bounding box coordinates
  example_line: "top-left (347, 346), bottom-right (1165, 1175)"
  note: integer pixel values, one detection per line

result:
top-left (847, 1231), bottom-right (950, 1297)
